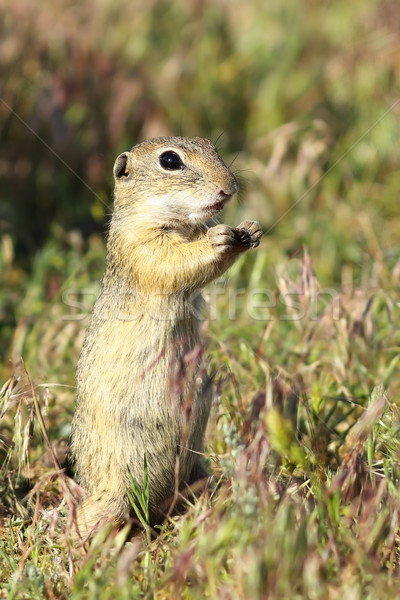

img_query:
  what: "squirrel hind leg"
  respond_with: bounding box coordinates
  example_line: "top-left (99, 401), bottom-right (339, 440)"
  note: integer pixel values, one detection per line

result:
top-left (69, 496), bottom-right (124, 544)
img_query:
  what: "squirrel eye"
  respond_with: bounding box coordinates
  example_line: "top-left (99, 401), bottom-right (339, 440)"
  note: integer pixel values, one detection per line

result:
top-left (159, 151), bottom-right (184, 171)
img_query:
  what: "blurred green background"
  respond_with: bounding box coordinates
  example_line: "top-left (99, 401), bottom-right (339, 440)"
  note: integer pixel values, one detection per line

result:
top-left (1, 0), bottom-right (399, 377)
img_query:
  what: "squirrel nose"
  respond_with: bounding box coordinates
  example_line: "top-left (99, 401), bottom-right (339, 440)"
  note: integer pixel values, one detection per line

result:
top-left (220, 174), bottom-right (239, 198)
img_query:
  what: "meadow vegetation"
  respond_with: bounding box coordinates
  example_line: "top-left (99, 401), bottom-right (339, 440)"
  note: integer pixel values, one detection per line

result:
top-left (1, 0), bottom-right (400, 597)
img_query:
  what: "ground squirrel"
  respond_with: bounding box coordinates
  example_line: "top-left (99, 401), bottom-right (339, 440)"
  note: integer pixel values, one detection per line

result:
top-left (71, 136), bottom-right (262, 539)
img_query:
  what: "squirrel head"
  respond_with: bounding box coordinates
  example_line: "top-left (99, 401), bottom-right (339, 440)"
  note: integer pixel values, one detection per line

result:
top-left (112, 136), bottom-right (238, 227)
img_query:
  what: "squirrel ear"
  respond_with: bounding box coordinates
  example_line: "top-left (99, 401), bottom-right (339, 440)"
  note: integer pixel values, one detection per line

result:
top-left (113, 153), bottom-right (131, 180)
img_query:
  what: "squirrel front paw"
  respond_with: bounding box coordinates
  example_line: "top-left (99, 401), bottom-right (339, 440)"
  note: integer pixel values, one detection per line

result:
top-left (208, 221), bottom-right (263, 255)
top-left (236, 220), bottom-right (263, 249)
top-left (208, 224), bottom-right (241, 255)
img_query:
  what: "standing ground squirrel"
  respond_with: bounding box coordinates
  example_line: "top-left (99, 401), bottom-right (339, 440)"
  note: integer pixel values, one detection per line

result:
top-left (71, 136), bottom-right (262, 539)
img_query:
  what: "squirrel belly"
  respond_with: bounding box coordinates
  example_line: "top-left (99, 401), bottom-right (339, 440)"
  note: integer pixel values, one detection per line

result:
top-left (73, 280), bottom-right (211, 526)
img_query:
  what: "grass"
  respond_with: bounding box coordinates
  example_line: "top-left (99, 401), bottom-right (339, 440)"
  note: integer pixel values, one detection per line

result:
top-left (1, 0), bottom-right (400, 597)
top-left (1, 240), bottom-right (400, 598)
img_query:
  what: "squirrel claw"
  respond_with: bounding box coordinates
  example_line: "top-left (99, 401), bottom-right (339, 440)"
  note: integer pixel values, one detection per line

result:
top-left (236, 220), bottom-right (263, 249)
